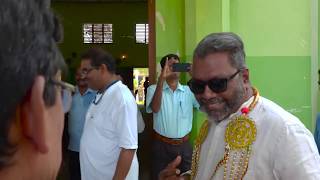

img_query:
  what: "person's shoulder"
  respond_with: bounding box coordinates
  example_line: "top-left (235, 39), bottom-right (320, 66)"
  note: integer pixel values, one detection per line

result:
top-left (180, 84), bottom-right (194, 95)
top-left (114, 82), bottom-right (135, 102)
top-left (146, 84), bottom-right (157, 93)
top-left (148, 84), bottom-right (156, 89)
top-left (258, 97), bottom-right (307, 131)
top-left (114, 81), bottom-right (131, 94)
top-left (181, 84), bottom-right (191, 90)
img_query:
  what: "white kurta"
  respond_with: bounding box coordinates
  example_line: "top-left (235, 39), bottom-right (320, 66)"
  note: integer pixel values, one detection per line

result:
top-left (80, 81), bottom-right (138, 180)
top-left (195, 96), bottom-right (320, 180)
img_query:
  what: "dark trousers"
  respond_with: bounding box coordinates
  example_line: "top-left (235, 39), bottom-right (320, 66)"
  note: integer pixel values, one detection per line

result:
top-left (68, 150), bottom-right (81, 180)
top-left (151, 139), bottom-right (193, 180)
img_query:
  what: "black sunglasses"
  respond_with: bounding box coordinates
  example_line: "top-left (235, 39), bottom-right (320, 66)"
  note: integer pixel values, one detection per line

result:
top-left (188, 70), bottom-right (241, 94)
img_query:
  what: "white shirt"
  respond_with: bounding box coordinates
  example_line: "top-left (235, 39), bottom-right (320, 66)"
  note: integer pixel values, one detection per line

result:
top-left (80, 81), bottom-right (138, 180)
top-left (195, 96), bottom-right (320, 180)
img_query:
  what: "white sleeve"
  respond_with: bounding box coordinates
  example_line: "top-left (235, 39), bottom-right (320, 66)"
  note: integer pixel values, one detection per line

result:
top-left (115, 98), bottom-right (138, 150)
top-left (273, 123), bottom-right (320, 180)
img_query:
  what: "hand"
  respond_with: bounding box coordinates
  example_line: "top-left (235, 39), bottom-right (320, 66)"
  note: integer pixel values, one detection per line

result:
top-left (159, 57), bottom-right (171, 80)
top-left (159, 156), bottom-right (185, 180)
top-left (187, 64), bottom-right (193, 77)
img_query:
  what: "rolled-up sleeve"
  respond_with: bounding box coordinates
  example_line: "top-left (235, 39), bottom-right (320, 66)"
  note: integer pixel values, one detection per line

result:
top-left (145, 85), bottom-right (156, 113)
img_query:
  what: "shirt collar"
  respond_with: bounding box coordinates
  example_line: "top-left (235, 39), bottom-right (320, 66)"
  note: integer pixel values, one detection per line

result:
top-left (75, 86), bottom-right (95, 96)
top-left (163, 81), bottom-right (185, 92)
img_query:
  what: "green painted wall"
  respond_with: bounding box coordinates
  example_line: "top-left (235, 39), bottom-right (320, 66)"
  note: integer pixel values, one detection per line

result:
top-left (230, 0), bottom-right (310, 56)
top-left (195, 0), bottom-right (222, 41)
top-left (247, 57), bottom-right (312, 129)
top-left (230, 0), bottom-right (313, 130)
top-left (52, 2), bottom-right (148, 82)
top-left (156, 0), bottom-right (188, 82)
top-left (155, 0), bottom-right (185, 66)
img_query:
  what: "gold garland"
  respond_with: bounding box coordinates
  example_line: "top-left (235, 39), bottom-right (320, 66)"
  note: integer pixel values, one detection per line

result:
top-left (190, 88), bottom-right (259, 180)
top-left (191, 120), bottom-right (209, 179)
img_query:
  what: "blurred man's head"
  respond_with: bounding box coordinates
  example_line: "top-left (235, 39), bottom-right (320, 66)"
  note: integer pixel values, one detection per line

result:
top-left (0, 0), bottom-right (65, 179)
top-left (80, 48), bottom-right (117, 91)
top-left (75, 67), bottom-right (88, 88)
top-left (189, 32), bottom-right (251, 122)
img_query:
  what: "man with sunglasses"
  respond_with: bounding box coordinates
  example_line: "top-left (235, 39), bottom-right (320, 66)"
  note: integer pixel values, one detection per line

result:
top-left (146, 54), bottom-right (199, 180)
top-left (159, 33), bottom-right (320, 180)
top-left (79, 48), bottom-right (138, 180)
top-left (0, 0), bottom-right (69, 179)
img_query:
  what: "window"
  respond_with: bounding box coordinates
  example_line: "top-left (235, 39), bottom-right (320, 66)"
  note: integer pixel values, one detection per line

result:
top-left (135, 24), bottom-right (148, 44)
top-left (83, 23), bottom-right (113, 44)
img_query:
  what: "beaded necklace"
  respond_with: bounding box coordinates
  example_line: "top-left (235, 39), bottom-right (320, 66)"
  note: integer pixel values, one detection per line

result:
top-left (191, 88), bottom-right (259, 180)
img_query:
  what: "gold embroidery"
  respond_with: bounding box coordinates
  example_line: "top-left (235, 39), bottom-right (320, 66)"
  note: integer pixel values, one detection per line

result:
top-left (191, 88), bottom-right (259, 180)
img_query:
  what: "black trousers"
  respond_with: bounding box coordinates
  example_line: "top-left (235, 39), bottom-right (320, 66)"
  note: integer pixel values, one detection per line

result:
top-left (151, 139), bottom-right (193, 180)
top-left (68, 150), bottom-right (81, 180)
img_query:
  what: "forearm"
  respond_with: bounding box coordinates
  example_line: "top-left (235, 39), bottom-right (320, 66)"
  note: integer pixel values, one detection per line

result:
top-left (113, 148), bottom-right (136, 180)
top-left (150, 77), bottom-right (164, 113)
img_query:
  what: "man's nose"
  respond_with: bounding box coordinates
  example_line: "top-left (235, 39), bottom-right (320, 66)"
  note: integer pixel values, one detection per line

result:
top-left (201, 85), bottom-right (218, 99)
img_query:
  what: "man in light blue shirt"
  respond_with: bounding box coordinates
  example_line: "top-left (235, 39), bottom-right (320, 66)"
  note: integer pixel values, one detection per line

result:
top-left (146, 54), bottom-right (199, 179)
top-left (68, 68), bottom-right (95, 180)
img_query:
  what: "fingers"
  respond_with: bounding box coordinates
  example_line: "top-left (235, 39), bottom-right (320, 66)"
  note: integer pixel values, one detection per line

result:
top-left (186, 63), bottom-right (192, 77)
top-left (159, 168), bottom-right (180, 179)
top-left (160, 58), bottom-right (170, 80)
top-left (165, 57), bottom-right (169, 67)
top-left (167, 156), bottom-right (182, 169)
top-left (159, 156), bottom-right (183, 180)
top-left (164, 58), bottom-right (170, 72)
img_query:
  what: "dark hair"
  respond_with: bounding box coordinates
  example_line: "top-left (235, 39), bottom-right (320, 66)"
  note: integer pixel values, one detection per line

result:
top-left (81, 48), bottom-right (116, 73)
top-left (0, 0), bottom-right (65, 169)
top-left (193, 32), bottom-right (246, 69)
top-left (160, 54), bottom-right (180, 69)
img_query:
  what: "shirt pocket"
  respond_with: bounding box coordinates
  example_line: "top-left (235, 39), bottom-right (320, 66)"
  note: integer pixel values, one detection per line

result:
top-left (179, 100), bottom-right (189, 118)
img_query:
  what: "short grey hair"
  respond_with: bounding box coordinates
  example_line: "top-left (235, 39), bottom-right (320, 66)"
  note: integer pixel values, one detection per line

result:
top-left (193, 32), bottom-right (246, 69)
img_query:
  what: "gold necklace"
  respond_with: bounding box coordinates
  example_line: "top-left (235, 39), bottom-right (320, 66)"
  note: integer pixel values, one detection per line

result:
top-left (191, 88), bottom-right (259, 180)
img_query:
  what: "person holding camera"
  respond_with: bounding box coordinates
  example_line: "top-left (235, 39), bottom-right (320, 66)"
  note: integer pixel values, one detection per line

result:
top-left (146, 54), bottom-right (199, 180)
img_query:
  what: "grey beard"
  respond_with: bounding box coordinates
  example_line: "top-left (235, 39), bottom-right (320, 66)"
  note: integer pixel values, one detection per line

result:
top-left (200, 84), bottom-right (245, 122)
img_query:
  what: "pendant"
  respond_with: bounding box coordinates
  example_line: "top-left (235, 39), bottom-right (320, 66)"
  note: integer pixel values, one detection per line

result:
top-left (225, 115), bottom-right (257, 150)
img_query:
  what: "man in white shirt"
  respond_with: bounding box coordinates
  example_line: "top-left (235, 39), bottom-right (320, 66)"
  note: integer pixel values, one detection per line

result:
top-left (159, 32), bottom-right (320, 180)
top-left (79, 48), bottom-right (138, 180)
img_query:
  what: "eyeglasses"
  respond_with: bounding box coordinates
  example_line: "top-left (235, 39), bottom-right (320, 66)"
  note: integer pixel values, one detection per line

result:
top-left (187, 70), bottom-right (241, 94)
top-left (51, 79), bottom-right (75, 113)
top-left (81, 67), bottom-right (97, 76)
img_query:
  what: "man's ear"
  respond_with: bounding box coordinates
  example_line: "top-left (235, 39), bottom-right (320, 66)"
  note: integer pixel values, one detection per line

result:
top-left (21, 76), bottom-right (49, 153)
top-left (100, 64), bottom-right (108, 73)
top-left (241, 68), bottom-right (250, 83)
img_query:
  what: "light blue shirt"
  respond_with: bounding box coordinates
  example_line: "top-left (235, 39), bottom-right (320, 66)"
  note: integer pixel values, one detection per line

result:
top-left (314, 113), bottom-right (320, 154)
top-left (146, 82), bottom-right (199, 138)
top-left (68, 87), bottom-right (96, 152)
